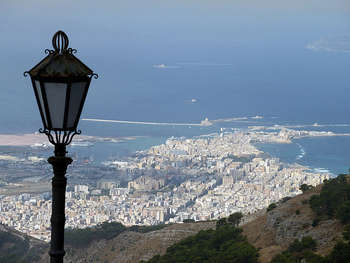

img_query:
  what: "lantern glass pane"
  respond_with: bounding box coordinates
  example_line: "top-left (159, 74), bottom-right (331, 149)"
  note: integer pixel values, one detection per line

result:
top-left (44, 83), bottom-right (67, 129)
top-left (67, 82), bottom-right (87, 129)
top-left (34, 81), bottom-right (48, 127)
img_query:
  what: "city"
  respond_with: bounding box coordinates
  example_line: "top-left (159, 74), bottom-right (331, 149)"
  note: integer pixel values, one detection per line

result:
top-left (0, 128), bottom-right (330, 242)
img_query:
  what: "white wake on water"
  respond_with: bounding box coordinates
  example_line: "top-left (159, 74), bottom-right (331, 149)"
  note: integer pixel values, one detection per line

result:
top-left (296, 143), bottom-right (306, 160)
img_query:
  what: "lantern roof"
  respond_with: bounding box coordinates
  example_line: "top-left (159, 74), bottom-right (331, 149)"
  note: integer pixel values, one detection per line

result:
top-left (27, 31), bottom-right (94, 79)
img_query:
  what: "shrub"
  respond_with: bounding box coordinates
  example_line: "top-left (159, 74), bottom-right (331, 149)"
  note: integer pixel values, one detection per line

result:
top-left (183, 219), bottom-right (195, 223)
top-left (325, 241), bottom-right (350, 263)
top-left (216, 218), bottom-right (227, 228)
top-left (300, 184), bottom-right (313, 193)
top-left (336, 201), bottom-right (350, 224)
top-left (288, 236), bottom-right (317, 253)
top-left (281, 196), bottom-right (292, 203)
top-left (267, 203), bottom-right (277, 212)
top-left (312, 218), bottom-right (320, 227)
top-left (309, 174), bottom-right (350, 221)
top-left (228, 212), bottom-right (243, 227)
top-left (145, 225), bottom-right (259, 263)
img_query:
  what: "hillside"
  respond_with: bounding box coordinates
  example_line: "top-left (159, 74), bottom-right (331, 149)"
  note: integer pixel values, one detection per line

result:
top-left (242, 185), bottom-right (344, 262)
top-left (4, 175), bottom-right (350, 263)
top-left (61, 221), bottom-right (216, 263)
top-left (62, 178), bottom-right (348, 263)
top-left (0, 223), bottom-right (48, 263)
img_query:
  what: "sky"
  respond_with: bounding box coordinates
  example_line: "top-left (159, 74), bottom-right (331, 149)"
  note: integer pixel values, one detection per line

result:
top-left (0, 0), bottom-right (350, 133)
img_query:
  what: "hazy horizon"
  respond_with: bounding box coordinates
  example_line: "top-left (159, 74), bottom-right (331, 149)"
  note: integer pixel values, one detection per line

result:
top-left (0, 0), bottom-right (350, 133)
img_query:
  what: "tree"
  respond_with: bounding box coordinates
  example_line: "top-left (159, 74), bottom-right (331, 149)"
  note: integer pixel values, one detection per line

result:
top-left (300, 184), bottom-right (313, 193)
top-left (343, 225), bottom-right (350, 241)
top-left (325, 241), bottom-right (350, 263)
top-left (221, 240), bottom-right (259, 263)
top-left (228, 212), bottom-right (243, 227)
top-left (216, 218), bottom-right (227, 228)
top-left (183, 219), bottom-right (195, 223)
top-left (300, 236), bottom-right (317, 251)
top-left (336, 201), bottom-right (350, 224)
top-left (309, 174), bottom-right (350, 220)
top-left (144, 225), bottom-right (259, 263)
top-left (270, 252), bottom-right (295, 263)
top-left (272, 237), bottom-right (320, 263)
top-left (288, 236), bottom-right (317, 253)
top-left (267, 203), bottom-right (277, 212)
top-left (303, 250), bottom-right (325, 263)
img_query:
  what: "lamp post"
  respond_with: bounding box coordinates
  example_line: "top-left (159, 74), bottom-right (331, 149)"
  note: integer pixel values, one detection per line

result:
top-left (24, 31), bottom-right (97, 263)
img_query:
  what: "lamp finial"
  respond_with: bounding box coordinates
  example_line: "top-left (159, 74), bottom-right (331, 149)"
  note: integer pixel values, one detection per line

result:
top-left (52, 31), bottom-right (69, 54)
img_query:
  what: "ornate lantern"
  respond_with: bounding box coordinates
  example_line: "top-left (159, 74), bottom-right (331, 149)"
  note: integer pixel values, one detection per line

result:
top-left (25, 31), bottom-right (98, 147)
top-left (25, 31), bottom-right (98, 263)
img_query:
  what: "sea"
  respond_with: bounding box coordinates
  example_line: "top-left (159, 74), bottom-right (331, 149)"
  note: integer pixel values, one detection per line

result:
top-left (1, 0), bottom-right (350, 177)
top-left (61, 117), bottom-right (350, 176)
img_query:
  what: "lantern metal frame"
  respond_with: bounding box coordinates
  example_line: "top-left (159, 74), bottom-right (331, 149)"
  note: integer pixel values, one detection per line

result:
top-left (24, 31), bottom-right (98, 146)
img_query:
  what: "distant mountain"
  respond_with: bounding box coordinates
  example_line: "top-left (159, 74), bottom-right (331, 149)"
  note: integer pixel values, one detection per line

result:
top-left (0, 223), bottom-right (48, 263)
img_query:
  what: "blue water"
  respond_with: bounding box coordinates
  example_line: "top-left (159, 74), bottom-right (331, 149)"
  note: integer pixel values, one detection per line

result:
top-left (0, 1), bottom-right (350, 174)
top-left (1, 2), bottom-right (350, 133)
top-left (256, 136), bottom-right (350, 176)
top-left (61, 117), bottom-right (350, 176)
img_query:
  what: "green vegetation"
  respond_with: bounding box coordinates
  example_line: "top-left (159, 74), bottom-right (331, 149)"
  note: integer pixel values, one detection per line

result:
top-left (228, 212), bottom-right (243, 227)
top-left (309, 174), bottom-right (350, 223)
top-left (324, 225), bottom-right (350, 263)
top-left (215, 212), bottom-right (243, 229)
top-left (183, 219), bottom-right (195, 223)
top-left (0, 229), bottom-right (46, 263)
top-left (65, 222), bottom-right (126, 248)
top-left (141, 224), bottom-right (258, 263)
top-left (272, 174), bottom-right (350, 263)
top-left (336, 201), bottom-right (350, 224)
top-left (273, 237), bottom-right (350, 263)
top-left (216, 218), bottom-right (228, 228)
top-left (299, 184), bottom-right (314, 193)
top-left (343, 225), bottom-right (350, 241)
top-left (65, 221), bottom-right (169, 248)
top-left (271, 236), bottom-right (322, 263)
top-left (312, 218), bottom-right (320, 227)
top-left (129, 224), bottom-right (168, 233)
top-left (0, 231), bottom-right (28, 263)
top-left (288, 236), bottom-right (317, 253)
top-left (325, 241), bottom-right (350, 263)
top-left (267, 203), bottom-right (277, 212)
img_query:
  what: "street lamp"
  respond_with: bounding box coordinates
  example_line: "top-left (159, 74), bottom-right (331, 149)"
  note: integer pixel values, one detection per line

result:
top-left (24, 31), bottom-right (97, 263)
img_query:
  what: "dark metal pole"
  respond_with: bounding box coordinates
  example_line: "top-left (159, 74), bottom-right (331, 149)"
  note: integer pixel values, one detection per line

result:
top-left (48, 144), bottom-right (72, 263)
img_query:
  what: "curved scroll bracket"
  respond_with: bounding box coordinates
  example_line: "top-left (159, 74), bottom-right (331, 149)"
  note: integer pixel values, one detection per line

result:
top-left (39, 128), bottom-right (82, 146)
top-left (45, 49), bottom-right (55, 55)
top-left (90, 73), bottom-right (99, 79)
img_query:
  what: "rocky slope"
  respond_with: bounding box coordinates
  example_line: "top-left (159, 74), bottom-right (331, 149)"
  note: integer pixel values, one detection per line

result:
top-left (63, 186), bottom-right (345, 263)
top-left (242, 186), bottom-right (344, 262)
top-left (62, 221), bottom-right (216, 263)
